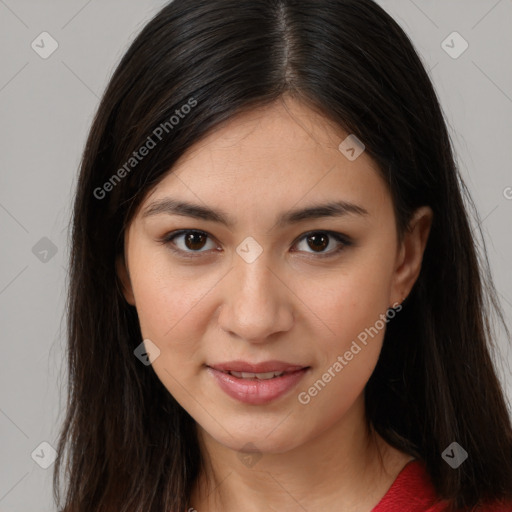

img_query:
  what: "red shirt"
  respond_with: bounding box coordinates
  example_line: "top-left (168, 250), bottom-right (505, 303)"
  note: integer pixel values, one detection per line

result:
top-left (371, 459), bottom-right (512, 511)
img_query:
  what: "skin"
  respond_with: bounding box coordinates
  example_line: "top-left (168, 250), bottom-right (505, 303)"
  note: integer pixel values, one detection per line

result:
top-left (117, 95), bottom-right (433, 512)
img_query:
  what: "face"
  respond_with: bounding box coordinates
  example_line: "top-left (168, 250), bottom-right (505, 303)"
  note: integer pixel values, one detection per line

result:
top-left (117, 96), bottom-right (431, 455)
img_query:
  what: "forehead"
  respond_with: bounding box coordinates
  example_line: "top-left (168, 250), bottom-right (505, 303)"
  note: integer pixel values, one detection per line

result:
top-left (138, 98), bottom-right (390, 225)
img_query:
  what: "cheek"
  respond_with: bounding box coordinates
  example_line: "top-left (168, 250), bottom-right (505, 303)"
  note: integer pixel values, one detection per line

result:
top-left (295, 265), bottom-right (392, 423)
top-left (128, 248), bottom-right (216, 353)
top-left (295, 248), bottom-right (396, 409)
top-left (131, 261), bottom-right (218, 404)
top-left (300, 258), bottom-right (393, 351)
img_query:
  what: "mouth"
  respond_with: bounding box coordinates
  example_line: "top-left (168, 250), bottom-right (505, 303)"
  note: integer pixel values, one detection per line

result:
top-left (206, 363), bottom-right (311, 405)
top-left (213, 369), bottom-right (302, 380)
top-left (208, 360), bottom-right (308, 374)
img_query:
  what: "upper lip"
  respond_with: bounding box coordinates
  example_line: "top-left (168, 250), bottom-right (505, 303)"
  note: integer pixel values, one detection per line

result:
top-left (208, 360), bottom-right (308, 373)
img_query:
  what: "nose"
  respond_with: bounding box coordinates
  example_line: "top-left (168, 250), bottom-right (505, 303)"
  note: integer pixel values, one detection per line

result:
top-left (217, 250), bottom-right (294, 343)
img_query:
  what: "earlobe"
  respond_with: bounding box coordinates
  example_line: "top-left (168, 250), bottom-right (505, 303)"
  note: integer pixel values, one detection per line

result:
top-left (116, 254), bottom-right (136, 306)
top-left (390, 206), bottom-right (433, 306)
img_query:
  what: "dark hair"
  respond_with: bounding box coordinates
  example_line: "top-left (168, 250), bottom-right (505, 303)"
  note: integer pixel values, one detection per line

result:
top-left (53, 0), bottom-right (512, 510)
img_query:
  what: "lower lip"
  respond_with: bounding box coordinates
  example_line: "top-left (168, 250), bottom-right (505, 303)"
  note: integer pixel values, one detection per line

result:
top-left (207, 366), bottom-right (309, 405)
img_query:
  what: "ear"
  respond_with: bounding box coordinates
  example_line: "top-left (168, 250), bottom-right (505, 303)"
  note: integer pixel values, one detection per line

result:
top-left (116, 254), bottom-right (135, 306)
top-left (389, 206), bottom-right (433, 307)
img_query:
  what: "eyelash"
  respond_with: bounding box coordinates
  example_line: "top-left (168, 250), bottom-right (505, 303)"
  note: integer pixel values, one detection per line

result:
top-left (158, 229), bottom-right (352, 260)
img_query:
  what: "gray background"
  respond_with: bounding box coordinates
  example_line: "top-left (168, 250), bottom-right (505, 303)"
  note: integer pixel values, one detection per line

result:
top-left (0, 1), bottom-right (511, 510)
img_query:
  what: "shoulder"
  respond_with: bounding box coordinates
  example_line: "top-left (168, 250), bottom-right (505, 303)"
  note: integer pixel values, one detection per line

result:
top-left (475, 499), bottom-right (512, 511)
top-left (371, 459), bottom-right (447, 511)
top-left (372, 459), bottom-right (512, 512)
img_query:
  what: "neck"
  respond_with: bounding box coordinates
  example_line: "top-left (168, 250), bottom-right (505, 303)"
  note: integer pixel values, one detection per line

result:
top-left (188, 396), bottom-right (412, 512)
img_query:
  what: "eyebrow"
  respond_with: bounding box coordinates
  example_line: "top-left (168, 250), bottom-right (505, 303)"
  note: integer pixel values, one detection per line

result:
top-left (142, 197), bottom-right (369, 228)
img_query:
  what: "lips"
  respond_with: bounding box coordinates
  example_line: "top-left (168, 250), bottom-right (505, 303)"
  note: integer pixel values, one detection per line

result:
top-left (206, 361), bottom-right (310, 405)
top-left (208, 360), bottom-right (307, 374)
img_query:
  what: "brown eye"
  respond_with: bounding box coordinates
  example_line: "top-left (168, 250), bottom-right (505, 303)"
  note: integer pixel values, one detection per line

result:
top-left (293, 231), bottom-right (351, 257)
top-left (162, 230), bottom-right (218, 257)
top-left (183, 231), bottom-right (208, 251)
top-left (161, 229), bottom-right (351, 260)
top-left (306, 233), bottom-right (329, 252)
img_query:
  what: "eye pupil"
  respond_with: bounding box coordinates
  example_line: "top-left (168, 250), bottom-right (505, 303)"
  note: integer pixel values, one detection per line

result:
top-left (185, 232), bottom-right (207, 250)
top-left (307, 233), bottom-right (328, 252)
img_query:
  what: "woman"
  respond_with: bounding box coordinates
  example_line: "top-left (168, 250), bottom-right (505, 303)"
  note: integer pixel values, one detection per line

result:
top-left (53, 0), bottom-right (512, 510)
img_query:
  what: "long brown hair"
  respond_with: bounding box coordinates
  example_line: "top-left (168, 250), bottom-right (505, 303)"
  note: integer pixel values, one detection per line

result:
top-left (54, 0), bottom-right (512, 510)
